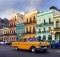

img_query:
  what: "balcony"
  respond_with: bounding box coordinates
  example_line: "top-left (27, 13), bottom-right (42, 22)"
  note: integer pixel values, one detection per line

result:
top-left (25, 32), bottom-right (36, 34)
top-left (25, 20), bottom-right (36, 24)
top-left (37, 22), bottom-right (53, 27)
top-left (3, 33), bottom-right (9, 36)
top-left (54, 27), bottom-right (60, 30)
top-left (9, 25), bottom-right (16, 28)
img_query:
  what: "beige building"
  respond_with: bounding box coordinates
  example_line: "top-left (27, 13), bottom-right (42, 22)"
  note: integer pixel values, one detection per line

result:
top-left (53, 15), bottom-right (60, 40)
top-left (10, 13), bottom-right (25, 24)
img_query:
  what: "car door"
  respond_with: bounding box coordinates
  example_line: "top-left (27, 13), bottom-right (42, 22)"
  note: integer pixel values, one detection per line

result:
top-left (59, 41), bottom-right (60, 47)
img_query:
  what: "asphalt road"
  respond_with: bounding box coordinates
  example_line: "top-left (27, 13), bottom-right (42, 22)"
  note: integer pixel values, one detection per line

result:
top-left (0, 45), bottom-right (60, 57)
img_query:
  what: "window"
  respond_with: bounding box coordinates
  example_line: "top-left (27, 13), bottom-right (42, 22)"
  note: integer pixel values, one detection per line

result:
top-left (33, 26), bottom-right (35, 33)
top-left (38, 36), bottom-right (41, 41)
top-left (44, 20), bottom-right (45, 25)
top-left (39, 28), bottom-right (41, 33)
top-left (15, 16), bottom-right (16, 20)
top-left (21, 17), bottom-right (23, 20)
top-left (33, 16), bottom-right (35, 19)
top-left (49, 18), bottom-right (51, 24)
top-left (26, 27), bottom-right (28, 33)
top-left (44, 28), bottom-right (45, 32)
top-left (48, 35), bottom-right (52, 40)
top-left (56, 20), bottom-right (59, 28)
top-left (30, 18), bottom-right (32, 23)
top-left (33, 16), bottom-right (35, 22)
top-left (43, 35), bottom-right (46, 40)
top-left (30, 27), bottom-right (31, 33)
top-left (49, 27), bottom-right (51, 31)
top-left (26, 18), bottom-right (28, 23)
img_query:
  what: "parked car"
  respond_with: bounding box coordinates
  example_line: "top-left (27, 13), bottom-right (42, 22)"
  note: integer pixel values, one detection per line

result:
top-left (0, 41), bottom-right (5, 44)
top-left (12, 38), bottom-right (50, 53)
top-left (48, 40), bottom-right (55, 43)
top-left (50, 40), bottom-right (60, 48)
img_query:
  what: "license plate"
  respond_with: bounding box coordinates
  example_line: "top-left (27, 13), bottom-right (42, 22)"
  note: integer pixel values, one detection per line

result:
top-left (44, 47), bottom-right (47, 48)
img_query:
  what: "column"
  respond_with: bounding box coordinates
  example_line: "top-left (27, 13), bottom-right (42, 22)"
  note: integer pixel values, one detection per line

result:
top-left (52, 34), bottom-right (55, 40)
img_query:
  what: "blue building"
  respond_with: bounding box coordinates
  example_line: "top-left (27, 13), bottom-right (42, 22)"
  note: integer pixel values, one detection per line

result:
top-left (16, 23), bottom-right (25, 40)
top-left (36, 9), bottom-right (60, 41)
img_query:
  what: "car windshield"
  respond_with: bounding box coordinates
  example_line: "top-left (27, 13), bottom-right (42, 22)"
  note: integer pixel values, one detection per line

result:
top-left (28, 38), bottom-right (38, 42)
top-left (55, 40), bottom-right (59, 43)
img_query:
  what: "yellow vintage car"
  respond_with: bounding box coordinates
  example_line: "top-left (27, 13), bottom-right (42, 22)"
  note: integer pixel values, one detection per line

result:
top-left (11, 38), bottom-right (50, 53)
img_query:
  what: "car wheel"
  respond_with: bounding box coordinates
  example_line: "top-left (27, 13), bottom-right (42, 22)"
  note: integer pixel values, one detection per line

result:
top-left (30, 47), bottom-right (36, 53)
top-left (43, 50), bottom-right (47, 52)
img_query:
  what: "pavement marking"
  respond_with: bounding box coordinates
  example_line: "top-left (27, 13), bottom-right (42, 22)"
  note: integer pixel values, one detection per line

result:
top-left (56, 50), bottom-right (60, 53)
top-left (0, 49), bottom-right (5, 50)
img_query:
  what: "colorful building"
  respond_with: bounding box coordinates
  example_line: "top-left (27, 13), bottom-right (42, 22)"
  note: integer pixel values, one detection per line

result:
top-left (9, 16), bottom-right (16, 42)
top-left (16, 24), bottom-right (25, 40)
top-left (36, 9), bottom-right (60, 41)
top-left (3, 27), bottom-right (9, 42)
top-left (25, 11), bottom-right (39, 38)
top-left (16, 13), bottom-right (25, 40)
top-left (53, 15), bottom-right (60, 40)
top-left (0, 29), bottom-right (3, 41)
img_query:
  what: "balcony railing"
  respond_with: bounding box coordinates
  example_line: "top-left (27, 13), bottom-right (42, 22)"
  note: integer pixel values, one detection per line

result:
top-left (9, 25), bottom-right (16, 28)
top-left (25, 20), bottom-right (36, 24)
top-left (37, 22), bottom-right (53, 27)
top-left (3, 33), bottom-right (16, 36)
top-left (25, 32), bottom-right (36, 34)
top-left (54, 27), bottom-right (60, 30)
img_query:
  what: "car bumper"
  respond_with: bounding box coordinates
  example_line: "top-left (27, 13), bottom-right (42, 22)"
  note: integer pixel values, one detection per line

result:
top-left (36, 47), bottom-right (48, 51)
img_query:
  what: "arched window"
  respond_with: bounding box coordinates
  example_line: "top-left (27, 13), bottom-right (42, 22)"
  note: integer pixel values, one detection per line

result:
top-left (56, 20), bottom-right (59, 28)
top-left (30, 18), bottom-right (32, 23)
top-left (30, 27), bottom-right (31, 33)
top-left (48, 35), bottom-right (52, 40)
top-left (38, 36), bottom-right (41, 41)
top-left (33, 26), bottom-right (35, 33)
top-left (26, 27), bottom-right (28, 33)
top-left (26, 18), bottom-right (28, 23)
top-left (43, 35), bottom-right (46, 40)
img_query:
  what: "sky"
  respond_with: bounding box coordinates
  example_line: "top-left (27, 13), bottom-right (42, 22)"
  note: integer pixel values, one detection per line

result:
top-left (0, 0), bottom-right (60, 19)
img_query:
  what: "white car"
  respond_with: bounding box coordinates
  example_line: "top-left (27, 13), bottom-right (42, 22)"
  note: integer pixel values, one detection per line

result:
top-left (0, 41), bottom-right (5, 44)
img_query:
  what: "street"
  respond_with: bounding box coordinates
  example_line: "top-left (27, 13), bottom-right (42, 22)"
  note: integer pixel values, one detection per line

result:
top-left (0, 45), bottom-right (60, 57)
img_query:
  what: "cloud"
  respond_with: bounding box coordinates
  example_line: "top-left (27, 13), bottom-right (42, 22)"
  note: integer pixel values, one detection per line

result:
top-left (0, 0), bottom-right (60, 19)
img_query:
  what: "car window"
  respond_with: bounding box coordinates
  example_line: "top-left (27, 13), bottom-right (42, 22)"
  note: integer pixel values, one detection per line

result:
top-left (28, 38), bottom-right (38, 42)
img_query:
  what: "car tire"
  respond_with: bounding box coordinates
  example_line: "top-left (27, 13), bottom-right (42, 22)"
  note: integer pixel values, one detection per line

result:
top-left (30, 47), bottom-right (36, 53)
top-left (43, 50), bottom-right (47, 52)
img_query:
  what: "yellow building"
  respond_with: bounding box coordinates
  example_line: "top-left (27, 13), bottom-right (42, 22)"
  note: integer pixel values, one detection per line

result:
top-left (24, 11), bottom-right (38, 38)
top-left (3, 27), bottom-right (9, 42)
top-left (53, 15), bottom-right (60, 40)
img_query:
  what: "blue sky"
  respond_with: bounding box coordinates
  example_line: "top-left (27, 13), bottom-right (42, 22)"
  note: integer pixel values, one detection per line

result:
top-left (0, 0), bottom-right (60, 19)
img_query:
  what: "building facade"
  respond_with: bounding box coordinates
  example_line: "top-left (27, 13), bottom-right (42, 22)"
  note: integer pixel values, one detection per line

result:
top-left (16, 24), bottom-right (25, 40)
top-left (36, 9), bottom-right (60, 41)
top-left (0, 18), bottom-right (9, 29)
top-left (25, 11), bottom-right (38, 38)
top-left (0, 29), bottom-right (3, 41)
top-left (3, 27), bottom-right (9, 42)
top-left (53, 15), bottom-right (60, 40)
top-left (16, 13), bottom-right (25, 40)
top-left (9, 19), bottom-right (16, 42)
